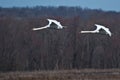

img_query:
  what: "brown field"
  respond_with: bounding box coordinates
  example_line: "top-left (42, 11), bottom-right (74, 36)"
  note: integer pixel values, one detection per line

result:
top-left (0, 69), bottom-right (120, 80)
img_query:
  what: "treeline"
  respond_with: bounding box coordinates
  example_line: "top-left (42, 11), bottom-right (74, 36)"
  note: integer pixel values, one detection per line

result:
top-left (0, 6), bottom-right (120, 71)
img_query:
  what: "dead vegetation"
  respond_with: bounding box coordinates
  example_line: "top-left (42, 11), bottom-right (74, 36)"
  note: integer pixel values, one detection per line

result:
top-left (0, 69), bottom-right (120, 80)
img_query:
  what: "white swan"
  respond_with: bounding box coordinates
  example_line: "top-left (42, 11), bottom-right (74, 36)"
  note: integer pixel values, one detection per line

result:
top-left (32, 19), bottom-right (67, 30)
top-left (81, 24), bottom-right (112, 36)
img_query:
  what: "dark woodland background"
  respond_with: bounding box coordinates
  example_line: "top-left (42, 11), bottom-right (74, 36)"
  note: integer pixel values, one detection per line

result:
top-left (0, 6), bottom-right (120, 71)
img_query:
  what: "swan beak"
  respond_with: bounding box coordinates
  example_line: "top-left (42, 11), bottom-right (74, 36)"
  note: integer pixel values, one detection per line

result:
top-left (32, 28), bottom-right (36, 31)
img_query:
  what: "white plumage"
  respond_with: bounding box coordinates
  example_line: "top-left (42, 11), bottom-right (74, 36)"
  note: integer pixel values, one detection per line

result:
top-left (32, 19), bottom-right (66, 30)
top-left (81, 24), bottom-right (112, 36)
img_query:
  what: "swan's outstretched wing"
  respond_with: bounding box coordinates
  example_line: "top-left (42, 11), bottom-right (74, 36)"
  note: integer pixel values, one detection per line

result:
top-left (47, 19), bottom-right (64, 29)
top-left (95, 24), bottom-right (112, 36)
top-left (94, 24), bottom-right (103, 32)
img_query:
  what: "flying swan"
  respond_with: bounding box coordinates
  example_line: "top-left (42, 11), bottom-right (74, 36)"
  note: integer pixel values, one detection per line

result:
top-left (32, 19), bottom-right (67, 30)
top-left (80, 24), bottom-right (112, 36)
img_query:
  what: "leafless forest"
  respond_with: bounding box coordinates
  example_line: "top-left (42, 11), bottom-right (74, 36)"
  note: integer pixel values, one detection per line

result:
top-left (0, 6), bottom-right (120, 72)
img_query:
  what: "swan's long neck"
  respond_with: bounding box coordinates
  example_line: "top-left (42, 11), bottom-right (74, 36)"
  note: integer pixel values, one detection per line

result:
top-left (32, 26), bottom-right (49, 30)
top-left (81, 31), bottom-right (96, 33)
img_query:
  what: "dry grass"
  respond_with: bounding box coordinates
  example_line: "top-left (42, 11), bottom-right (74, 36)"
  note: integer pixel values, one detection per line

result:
top-left (0, 69), bottom-right (120, 80)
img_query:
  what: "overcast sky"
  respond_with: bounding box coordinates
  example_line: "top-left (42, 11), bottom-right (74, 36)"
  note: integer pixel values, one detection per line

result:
top-left (0, 0), bottom-right (119, 12)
